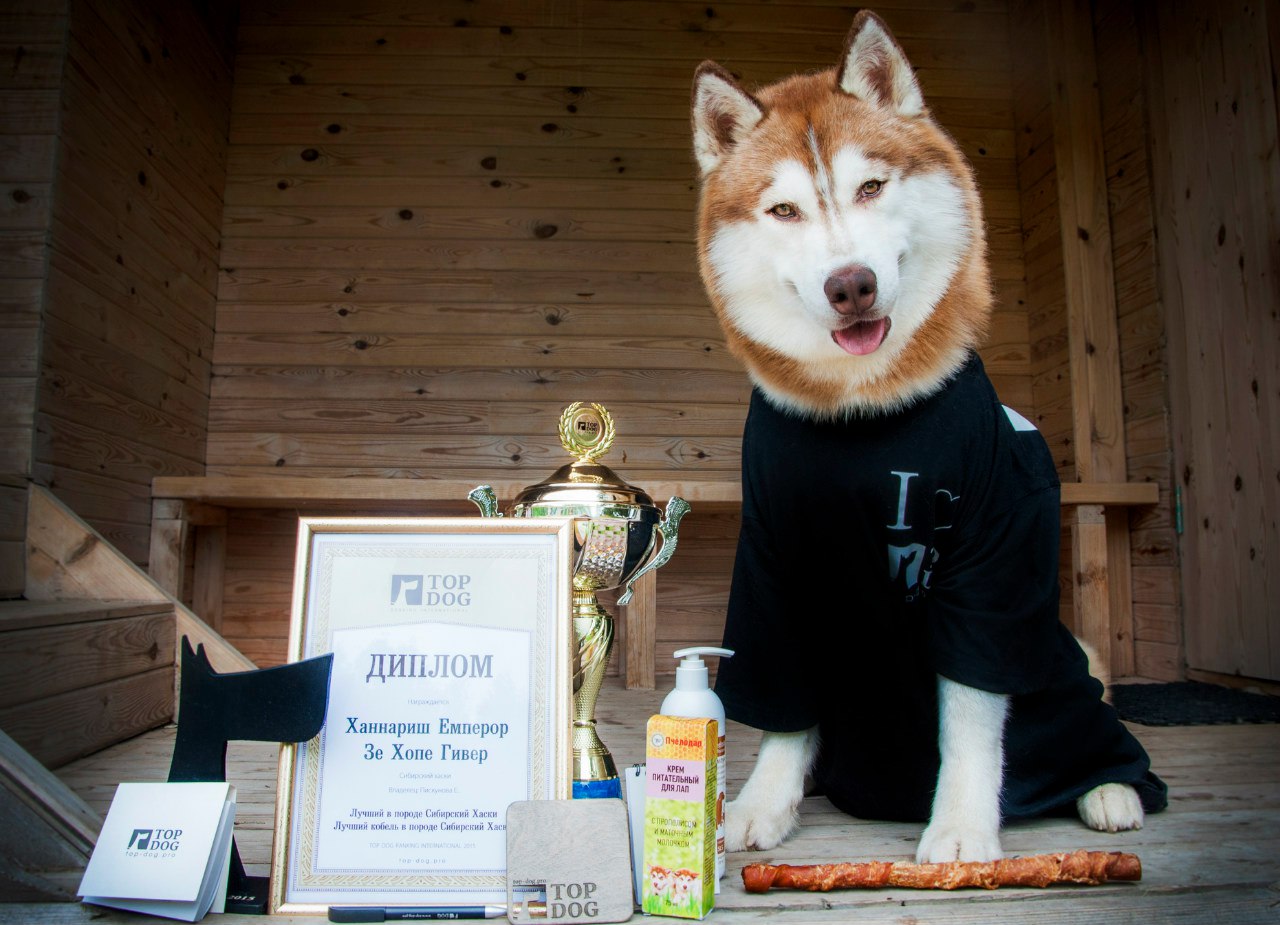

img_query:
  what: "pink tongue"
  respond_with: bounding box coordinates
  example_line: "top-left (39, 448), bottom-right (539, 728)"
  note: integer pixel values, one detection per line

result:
top-left (832, 318), bottom-right (889, 356)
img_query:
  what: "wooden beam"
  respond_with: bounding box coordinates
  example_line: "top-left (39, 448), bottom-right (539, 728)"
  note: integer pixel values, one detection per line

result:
top-left (0, 729), bottom-right (100, 901)
top-left (152, 475), bottom-right (744, 506)
top-left (146, 505), bottom-right (188, 601)
top-left (1071, 504), bottom-right (1111, 676)
top-left (192, 525), bottom-right (227, 632)
top-left (153, 475), bottom-right (1158, 508)
top-left (1043, 0), bottom-right (1129, 485)
top-left (620, 570), bottom-right (656, 691)
top-left (1059, 481), bottom-right (1157, 506)
top-left (1106, 507), bottom-right (1136, 677)
top-left (1042, 0), bottom-right (1135, 676)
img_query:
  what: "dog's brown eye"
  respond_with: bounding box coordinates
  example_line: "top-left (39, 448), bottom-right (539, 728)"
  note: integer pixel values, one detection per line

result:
top-left (767, 202), bottom-right (800, 220)
top-left (859, 179), bottom-right (885, 200)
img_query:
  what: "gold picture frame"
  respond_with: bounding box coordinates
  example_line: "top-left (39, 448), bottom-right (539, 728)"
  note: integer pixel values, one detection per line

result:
top-left (269, 516), bottom-right (574, 915)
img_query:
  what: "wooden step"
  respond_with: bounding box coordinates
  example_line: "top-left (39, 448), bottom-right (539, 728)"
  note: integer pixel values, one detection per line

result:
top-left (0, 599), bottom-right (176, 769)
top-left (27, 485), bottom-right (256, 676)
top-left (0, 600), bottom-right (171, 633)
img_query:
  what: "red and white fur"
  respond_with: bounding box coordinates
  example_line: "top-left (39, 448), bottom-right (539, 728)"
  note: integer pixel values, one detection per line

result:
top-left (692, 11), bottom-right (1144, 863)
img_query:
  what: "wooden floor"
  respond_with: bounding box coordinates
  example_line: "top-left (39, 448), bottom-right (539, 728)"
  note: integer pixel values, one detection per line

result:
top-left (7, 678), bottom-right (1280, 924)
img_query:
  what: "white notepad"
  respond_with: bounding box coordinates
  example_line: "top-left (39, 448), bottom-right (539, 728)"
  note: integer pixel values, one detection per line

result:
top-left (78, 781), bottom-right (237, 922)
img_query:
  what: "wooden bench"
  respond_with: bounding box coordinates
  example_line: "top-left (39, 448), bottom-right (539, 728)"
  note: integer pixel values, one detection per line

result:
top-left (149, 476), bottom-right (1157, 689)
top-left (148, 477), bottom-right (741, 690)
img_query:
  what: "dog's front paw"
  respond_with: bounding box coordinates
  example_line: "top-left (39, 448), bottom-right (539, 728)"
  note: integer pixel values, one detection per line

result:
top-left (725, 795), bottom-right (798, 852)
top-left (916, 818), bottom-right (1002, 864)
top-left (1077, 782), bottom-right (1144, 833)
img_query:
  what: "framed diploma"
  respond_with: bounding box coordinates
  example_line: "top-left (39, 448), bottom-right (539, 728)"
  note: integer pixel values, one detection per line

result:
top-left (269, 517), bottom-right (575, 914)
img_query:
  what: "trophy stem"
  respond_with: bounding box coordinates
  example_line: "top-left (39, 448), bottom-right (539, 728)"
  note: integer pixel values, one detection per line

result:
top-left (571, 588), bottom-right (620, 798)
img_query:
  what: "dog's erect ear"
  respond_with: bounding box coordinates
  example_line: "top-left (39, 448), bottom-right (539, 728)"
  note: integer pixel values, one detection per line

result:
top-left (836, 11), bottom-right (924, 117)
top-left (692, 61), bottom-right (764, 176)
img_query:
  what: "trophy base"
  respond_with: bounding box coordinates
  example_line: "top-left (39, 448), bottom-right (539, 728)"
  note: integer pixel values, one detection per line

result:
top-left (573, 776), bottom-right (622, 799)
top-left (572, 721), bottom-right (619, 795)
top-left (570, 587), bottom-right (621, 800)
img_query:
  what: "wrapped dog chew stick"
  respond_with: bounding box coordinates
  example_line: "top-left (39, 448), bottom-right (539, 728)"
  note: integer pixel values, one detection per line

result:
top-left (742, 850), bottom-right (1141, 892)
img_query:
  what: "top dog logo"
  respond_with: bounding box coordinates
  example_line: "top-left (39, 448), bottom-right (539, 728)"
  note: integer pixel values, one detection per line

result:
top-left (126, 826), bottom-right (182, 856)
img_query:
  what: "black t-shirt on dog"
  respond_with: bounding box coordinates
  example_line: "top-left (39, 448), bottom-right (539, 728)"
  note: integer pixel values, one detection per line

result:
top-left (714, 353), bottom-right (1167, 822)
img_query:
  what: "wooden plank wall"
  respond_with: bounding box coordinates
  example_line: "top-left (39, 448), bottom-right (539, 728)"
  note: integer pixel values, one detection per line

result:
top-left (0, 1), bottom-right (67, 598)
top-left (32, 0), bottom-right (235, 567)
top-left (212, 0), bottom-right (1032, 669)
top-left (1010, 0), bottom-right (1181, 680)
top-left (1143, 0), bottom-right (1279, 684)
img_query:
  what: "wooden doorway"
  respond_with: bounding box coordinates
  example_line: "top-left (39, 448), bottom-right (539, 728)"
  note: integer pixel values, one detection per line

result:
top-left (1145, 0), bottom-right (1280, 682)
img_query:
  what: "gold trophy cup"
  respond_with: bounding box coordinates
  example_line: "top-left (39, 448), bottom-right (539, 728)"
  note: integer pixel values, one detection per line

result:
top-left (468, 403), bottom-right (689, 798)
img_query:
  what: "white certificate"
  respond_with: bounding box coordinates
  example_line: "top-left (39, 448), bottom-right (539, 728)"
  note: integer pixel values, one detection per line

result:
top-left (270, 518), bottom-right (573, 914)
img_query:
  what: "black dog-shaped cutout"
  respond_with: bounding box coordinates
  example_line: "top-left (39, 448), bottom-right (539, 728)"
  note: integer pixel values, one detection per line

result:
top-left (168, 638), bottom-right (333, 915)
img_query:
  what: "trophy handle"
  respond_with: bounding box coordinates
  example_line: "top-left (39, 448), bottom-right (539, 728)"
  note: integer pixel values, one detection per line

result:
top-left (617, 496), bottom-right (690, 605)
top-left (467, 484), bottom-right (502, 517)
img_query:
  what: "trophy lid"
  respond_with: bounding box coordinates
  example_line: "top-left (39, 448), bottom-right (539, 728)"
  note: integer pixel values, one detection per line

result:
top-left (511, 403), bottom-right (658, 519)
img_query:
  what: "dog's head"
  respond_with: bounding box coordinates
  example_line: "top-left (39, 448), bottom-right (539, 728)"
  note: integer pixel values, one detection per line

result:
top-left (669, 869), bottom-right (697, 902)
top-left (692, 11), bottom-right (992, 417)
top-left (648, 865), bottom-right (672, 895)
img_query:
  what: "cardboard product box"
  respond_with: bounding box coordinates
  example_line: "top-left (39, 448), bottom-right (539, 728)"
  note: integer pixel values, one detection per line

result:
top-left (641, 715), bottom-right (717, 920)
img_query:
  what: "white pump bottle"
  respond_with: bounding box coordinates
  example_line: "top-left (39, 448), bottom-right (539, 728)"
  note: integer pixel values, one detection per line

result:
top-left (660, 646), bottom-right (734, 887)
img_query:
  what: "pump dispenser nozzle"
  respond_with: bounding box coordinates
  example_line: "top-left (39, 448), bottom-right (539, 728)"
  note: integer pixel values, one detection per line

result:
top-left (671, 646), bottom-right (734, 691)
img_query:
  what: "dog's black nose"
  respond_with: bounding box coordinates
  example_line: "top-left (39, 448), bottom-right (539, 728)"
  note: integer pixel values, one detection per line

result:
top-left (825, 265), bottom-right (878, 315)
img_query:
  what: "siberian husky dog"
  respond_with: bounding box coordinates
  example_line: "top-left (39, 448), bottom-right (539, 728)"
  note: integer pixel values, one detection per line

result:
top-left (692, 11), bottom-right (1161, 863)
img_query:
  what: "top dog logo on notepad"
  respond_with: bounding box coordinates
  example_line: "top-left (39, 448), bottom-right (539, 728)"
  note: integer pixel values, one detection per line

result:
top-left (125, 826), bottom-right (184, 857)
top-left (79, 781), bottom-right (237, 922)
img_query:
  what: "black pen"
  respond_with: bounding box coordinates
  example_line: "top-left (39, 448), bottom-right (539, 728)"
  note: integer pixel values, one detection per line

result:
top-left (329, 906), bottom-right (510, 922)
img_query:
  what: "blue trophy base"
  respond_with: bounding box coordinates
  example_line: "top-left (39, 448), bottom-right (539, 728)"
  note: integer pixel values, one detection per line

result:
top-left (573, 776), bottom-right (622, 799)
